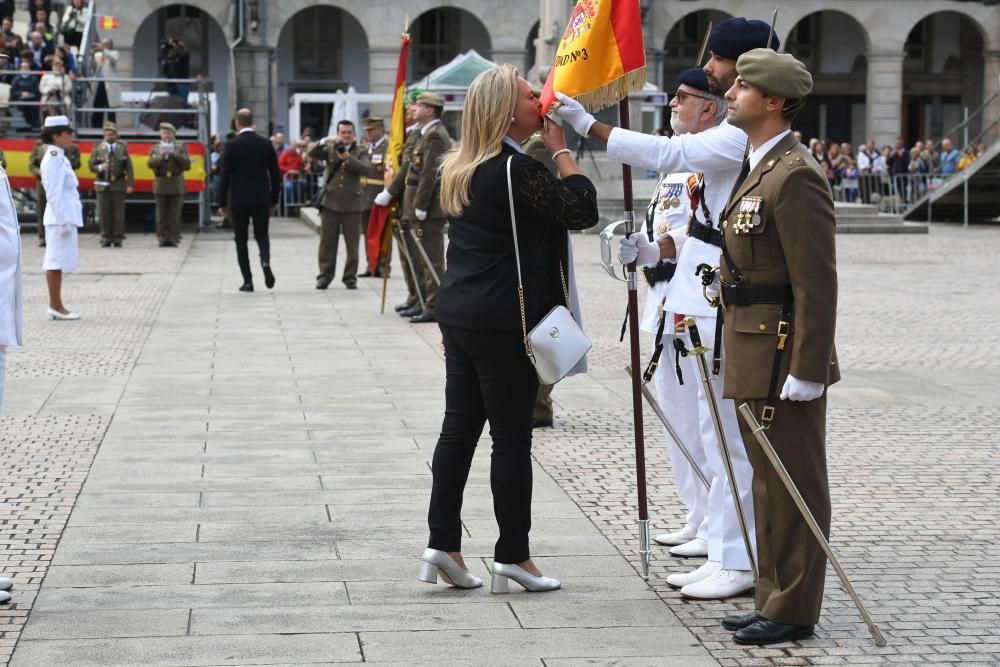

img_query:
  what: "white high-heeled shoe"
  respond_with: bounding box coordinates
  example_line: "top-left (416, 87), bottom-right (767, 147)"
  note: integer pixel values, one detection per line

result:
top-left (47, 307), bottom-right (80, 321)
top-left (490, 562), bottom-right (560, 593)
top-left (416, 548), bottom-right (483, 589)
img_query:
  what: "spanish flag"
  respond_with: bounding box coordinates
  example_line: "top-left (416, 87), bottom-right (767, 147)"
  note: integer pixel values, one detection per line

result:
top-left (540, 0), bottom-right (646, 114)
top-left (366, 30), bottom-right (411, 271)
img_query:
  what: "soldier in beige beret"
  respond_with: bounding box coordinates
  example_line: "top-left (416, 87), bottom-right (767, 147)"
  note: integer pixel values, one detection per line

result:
top-left (714, 48), bottom-right (839, 645)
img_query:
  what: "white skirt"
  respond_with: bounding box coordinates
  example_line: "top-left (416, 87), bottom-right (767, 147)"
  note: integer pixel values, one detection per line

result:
top-left (43, 226), bottom-right (79, 271)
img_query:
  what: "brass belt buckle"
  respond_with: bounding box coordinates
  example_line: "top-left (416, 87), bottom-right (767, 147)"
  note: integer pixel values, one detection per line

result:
top-left (776, 320), bottom-right (789, 350)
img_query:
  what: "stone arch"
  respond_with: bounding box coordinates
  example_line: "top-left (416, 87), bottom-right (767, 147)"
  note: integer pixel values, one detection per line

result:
top-left (785, 10), bottom-right (870, 145)
top-left (274, 5), bottom-right (369, 139)
top-left (660, 9), bottom-right (732, 94)
top-left (130, 4), bottom-right (230, 129)
top-left (901, 10), bottom-right (986, 145)
top-left (525, 20), bottom-right (540, 76)
top-left (409, 6), bottom-right (492, 79)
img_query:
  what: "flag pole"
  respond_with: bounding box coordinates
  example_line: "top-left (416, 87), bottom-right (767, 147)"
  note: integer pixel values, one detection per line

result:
top-left (619, 97), bottom-right (650, 580)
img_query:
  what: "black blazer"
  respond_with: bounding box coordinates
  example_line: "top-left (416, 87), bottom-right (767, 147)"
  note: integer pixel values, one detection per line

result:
top-left (218, 129), bottom-right (281, 208)
top-left (436, 143), bottom-right (599, 332)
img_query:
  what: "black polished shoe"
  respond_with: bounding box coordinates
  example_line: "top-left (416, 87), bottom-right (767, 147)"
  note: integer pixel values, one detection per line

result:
top-left (734, 618), bottom-right (814, 645)
top-left (722, 610), bottom-right (761, 631)
top-left (263, 264), bottom-right (276, 289)
top-left (410, 312), bottom-right (436, 324)
top-left (399, 306), bottom-right (422, 318)
top-left (344, 282), bottom-right (357, 290)
top-left (394, 302), bottom-right (415, 312)
top-left (101, 241), bottom-right (111, 248)
top-left (39, 240), bottom-right (46, 247)
top-left (238, 283), bottom-right (254, 292)
top-left (532, 418), bottom-right (554, 429)
top-left (358, 270), bottom-right (373, 278)
top-left (315, 279), bottom-right (331, 290)
top-left (113, 241), bottom-right (122, 247)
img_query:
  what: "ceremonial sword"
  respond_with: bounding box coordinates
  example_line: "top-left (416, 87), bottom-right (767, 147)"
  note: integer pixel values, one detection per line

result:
top-left (408, 227), bottom-right (441, 286)
top-left (682, 316), bottom-right (757, 579)
top-left (392, 224), bottom-right (428, 311)
top-left (738, 403), bottom-right (888, 647)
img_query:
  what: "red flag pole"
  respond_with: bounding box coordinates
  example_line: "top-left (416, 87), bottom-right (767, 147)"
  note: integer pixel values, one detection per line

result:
top-left (619, 97), bottom-right (650, 579)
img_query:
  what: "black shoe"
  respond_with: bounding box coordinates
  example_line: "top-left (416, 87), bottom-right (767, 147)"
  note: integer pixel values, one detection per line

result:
top-left (39, 240), bottom-right (45, 247)
top-left (399, 306), bottom-right (422, 318)
top-left (358, 270), bottom-right (373, 278)
top-left (373, 269), bottom-right (383, 278)
top-left (238, 283), bottom-right (254, 292)
top-left (722, 610), bottom-right (761, 631)
top-left (263, 264), bottom-right (275, 289)
top-left (101, 241), bottom-right (111, 248)
top-left (112, 241), bottom-right (122, 248)
top-left (532, 418), bottom-right (554, 429)
top-left (410, 313), bottom-right (436, 324)
top-left (394, 302), bottom-right (415, 312)
top-left (315, 278), bottom-right (331, 290)
top-left (158, 241), bottom-right (170, 247)
top-left (345, 282), bottom-right (357, 290)
top-left (733, 618), bottom-right (814, 646)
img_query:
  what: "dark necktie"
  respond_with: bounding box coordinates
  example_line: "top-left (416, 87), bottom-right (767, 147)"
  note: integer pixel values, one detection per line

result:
top-left (733, 158), bottom-right (751, 192)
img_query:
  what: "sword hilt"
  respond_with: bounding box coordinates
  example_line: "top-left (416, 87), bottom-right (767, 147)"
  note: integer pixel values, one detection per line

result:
top-left (682, 316), bottom-right (709, 356)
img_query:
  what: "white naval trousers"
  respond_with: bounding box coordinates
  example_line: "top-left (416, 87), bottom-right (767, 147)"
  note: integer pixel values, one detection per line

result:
top-left (652, 315), bottom-right (709, 540)
top-left (676, 313), bottom-right (757, 571)
top-left (0, 345), bottom-right (6, 414)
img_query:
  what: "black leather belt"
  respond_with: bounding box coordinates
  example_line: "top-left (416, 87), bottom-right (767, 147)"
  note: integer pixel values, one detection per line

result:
top-left (720, 284), bottom-right (791, 307)
top-left (687, 218), bottom-right (722, 247)
top-left (642, 261), bottom-right (676, 287)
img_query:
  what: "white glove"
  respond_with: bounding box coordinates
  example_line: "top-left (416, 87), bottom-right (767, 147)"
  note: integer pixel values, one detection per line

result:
top-left (552, 92), bottom-right (597, 137)
top-left (415, 208), bottom-right (427, 221)
top-left (619, 234), bottom-right (660, 267)
top-left (374, 190), bottom-right (392, 207)
top-left (59, 225), bottom-right (72, 237)
top-left (780, 375), bottom-right (825, 402)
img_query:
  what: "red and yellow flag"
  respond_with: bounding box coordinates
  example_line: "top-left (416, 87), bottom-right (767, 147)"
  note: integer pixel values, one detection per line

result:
top-left (98, 15), bottom-right (118, 30)
top-left (540, 0), bottom-right (646, 114)
top-left (367, 31), bottom-right (411, 270)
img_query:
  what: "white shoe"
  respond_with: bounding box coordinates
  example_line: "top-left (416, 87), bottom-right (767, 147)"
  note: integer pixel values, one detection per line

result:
top-left (0, 577), bottom-right (12, 591)
top-left (680, 568), bottom-right (754, 600)
top-left (653, 524), bottom-right (698, 546)
top-left (47, 308), bottom-right (80, 321)
top-left (666, 560), bottom-right (720, 589)
top-left (416, 548), bottom-right (483, 589)
top-left (0, 591), bottom-right (9, 604)
top-left (669, 537), bottom-right (708, 558)
top-left (490, 562), bottom-right (560, 593)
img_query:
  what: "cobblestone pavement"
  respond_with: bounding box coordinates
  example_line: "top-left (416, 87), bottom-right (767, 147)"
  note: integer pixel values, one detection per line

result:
top-left (3, 220), bottom-right (1000, 665)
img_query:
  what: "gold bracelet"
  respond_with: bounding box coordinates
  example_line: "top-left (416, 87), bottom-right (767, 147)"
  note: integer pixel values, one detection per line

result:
top-left (551, 148), bottom-right (571, 161)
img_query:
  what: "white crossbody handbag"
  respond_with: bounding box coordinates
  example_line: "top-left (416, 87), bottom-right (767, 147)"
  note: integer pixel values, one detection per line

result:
top-left (506, 156), bottom-right (591, 385)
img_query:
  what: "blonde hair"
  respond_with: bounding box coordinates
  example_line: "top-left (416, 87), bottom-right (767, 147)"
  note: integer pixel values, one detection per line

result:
top-left (439, 64), bottom-right (520, 216)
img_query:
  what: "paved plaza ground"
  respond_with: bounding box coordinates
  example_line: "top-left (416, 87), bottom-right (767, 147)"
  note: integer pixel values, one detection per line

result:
top-left (1, 218), bottom-right (998, 665)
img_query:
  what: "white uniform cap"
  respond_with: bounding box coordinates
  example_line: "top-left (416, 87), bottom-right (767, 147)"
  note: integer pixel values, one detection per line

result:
top-left (43, 115), bottom-right (72, 129)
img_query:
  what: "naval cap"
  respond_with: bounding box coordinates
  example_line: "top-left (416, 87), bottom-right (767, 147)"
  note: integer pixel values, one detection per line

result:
top-left (708, 17), bottom-right (780, 61)
top-left (44, 115), bottom-right (72, 129)
top-left (736, 48), bottom-right (813, 100)
top-left (676, 67), bottom-right (712, 95)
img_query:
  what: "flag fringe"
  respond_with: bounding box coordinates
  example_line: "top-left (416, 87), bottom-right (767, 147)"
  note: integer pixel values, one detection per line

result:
top-left (575, 67), bottom-right (648, 113)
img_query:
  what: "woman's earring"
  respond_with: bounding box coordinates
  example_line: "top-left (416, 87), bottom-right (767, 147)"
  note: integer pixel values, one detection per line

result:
top-left (511, 116), bottom-right (515, 123)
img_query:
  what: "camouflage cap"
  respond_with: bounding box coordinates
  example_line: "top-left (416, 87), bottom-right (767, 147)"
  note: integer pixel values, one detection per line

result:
top-left (158, 122), bottom-right (176, 133)
top-left (362, 117), bottom-right (384, 129)
top-left (736, 49), bottom-right (813, 100)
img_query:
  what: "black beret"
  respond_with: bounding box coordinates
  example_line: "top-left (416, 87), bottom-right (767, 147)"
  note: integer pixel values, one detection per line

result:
top-left (708, 17), bottom-right (780, 60)
top-left (677, 67), bottom-right (711, 94)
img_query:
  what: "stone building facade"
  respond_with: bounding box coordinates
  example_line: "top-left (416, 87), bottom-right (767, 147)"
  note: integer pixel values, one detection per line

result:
top-left (98, 0), bottom-right (999, 147)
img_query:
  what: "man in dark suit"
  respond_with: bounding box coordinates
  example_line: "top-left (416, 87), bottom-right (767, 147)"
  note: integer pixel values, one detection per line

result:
top-left (219, 108), bottom-right (281, 292)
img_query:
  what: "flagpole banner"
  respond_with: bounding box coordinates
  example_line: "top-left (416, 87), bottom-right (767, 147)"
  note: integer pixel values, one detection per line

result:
top-left (367, 30), bottom-right (410, 269)
top-left (540, 0), bottom-right (647, 114)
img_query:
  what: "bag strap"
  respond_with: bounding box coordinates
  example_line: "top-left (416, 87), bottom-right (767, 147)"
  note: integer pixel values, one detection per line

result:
top-left (506, 156), bottom-right (532, 359)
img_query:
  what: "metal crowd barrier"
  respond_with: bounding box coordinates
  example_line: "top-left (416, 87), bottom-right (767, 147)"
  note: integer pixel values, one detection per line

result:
top-left (277, 171), bottom-right (322, 217)
top-left (829, 171), bottom-right (958, 216)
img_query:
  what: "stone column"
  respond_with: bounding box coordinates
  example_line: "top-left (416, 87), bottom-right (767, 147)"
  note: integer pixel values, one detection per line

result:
top-left (865, 50), bottom-right (905, 146)
top-left (983, 51), bottom-right (1000, 144)
top-left (367, 46), bottom-right (401, 119)
top-left (527, 0), bottom-right (566, 87)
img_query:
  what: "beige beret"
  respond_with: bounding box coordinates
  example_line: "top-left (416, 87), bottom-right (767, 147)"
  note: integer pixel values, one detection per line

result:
top-left (158, 122), bottom-right (176, 132)
top-left (416, 91), bottom-right (445, 108)
top-left (736, 48), bottom-right (813, 99)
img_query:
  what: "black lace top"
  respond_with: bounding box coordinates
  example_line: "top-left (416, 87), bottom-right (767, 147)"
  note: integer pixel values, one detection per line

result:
top-left (436, 143), bottom-right (600, 332)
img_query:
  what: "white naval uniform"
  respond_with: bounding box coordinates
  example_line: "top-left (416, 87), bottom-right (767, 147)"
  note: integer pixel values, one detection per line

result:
top-left (0, 163), bottom-right (23, 413)
top-left (641, 173), bottom-right (709, 542)
top-left (41, 145), bottom-right (83, 272)
top-left (622, 122), bottom-right (757, 571)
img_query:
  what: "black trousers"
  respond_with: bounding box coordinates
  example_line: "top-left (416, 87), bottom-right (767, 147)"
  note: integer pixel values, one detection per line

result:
top-left (231, 204), bottom-right (271, 284)
top-left (427, 324), bottom-right (539, 564)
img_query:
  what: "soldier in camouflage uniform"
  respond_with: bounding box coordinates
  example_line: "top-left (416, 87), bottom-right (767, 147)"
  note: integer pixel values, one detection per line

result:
top-left (88, 121), bottom-right (134, 247)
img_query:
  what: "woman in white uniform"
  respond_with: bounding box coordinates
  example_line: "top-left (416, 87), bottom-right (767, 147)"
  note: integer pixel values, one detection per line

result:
top-left (40, 115), bottom-right (82, 320)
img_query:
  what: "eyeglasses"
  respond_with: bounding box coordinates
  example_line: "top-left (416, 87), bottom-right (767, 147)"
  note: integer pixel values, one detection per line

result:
top-left (670, 90), bottom-right (714, 104)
